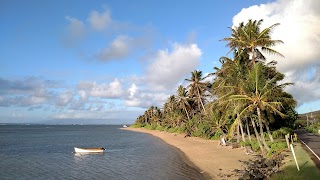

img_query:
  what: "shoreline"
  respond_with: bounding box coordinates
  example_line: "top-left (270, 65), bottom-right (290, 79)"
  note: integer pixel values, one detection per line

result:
top-left (123, 127), bottom-right (254, 179)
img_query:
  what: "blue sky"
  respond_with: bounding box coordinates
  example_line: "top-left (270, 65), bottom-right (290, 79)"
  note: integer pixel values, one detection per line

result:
top-left (1, 0), bottom-right (320, 124)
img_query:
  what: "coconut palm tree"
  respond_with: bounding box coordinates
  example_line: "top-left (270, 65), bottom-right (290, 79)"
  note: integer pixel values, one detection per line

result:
top-left (222, 19), bottom-right (284, 65)
top-left (226, 63), bottom-right (293, 153)
top-left (213, 51), bottom-right (250, 142)
top-left (176, 85), bottom-right (191, 122)
top-left (185, 70), bottom-right (208, 113)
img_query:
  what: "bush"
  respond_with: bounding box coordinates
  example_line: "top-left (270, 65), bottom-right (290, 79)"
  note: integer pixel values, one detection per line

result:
top-left (145, 124), bottom-right (157, 130)
top-left (251, 141), bottom-right (261, 152)
top-left (267, 141), bottom-right (288, 157)
top-left (272, 127), bottom-right (293, 139)
top-left (305, 126), bottom-right (317, 133)
top-left (155, 125), bottom-right (165, 131)
top-left (240, 140), bottom-right (251, 147)
top-left (130, 123), bottom-right (145, 128)
top-left (239, 140), bottom-right (260, 152)
top-left (211, 130), bottom-right (223, 140)
top-left (167, 127), bottom-right (179, 133)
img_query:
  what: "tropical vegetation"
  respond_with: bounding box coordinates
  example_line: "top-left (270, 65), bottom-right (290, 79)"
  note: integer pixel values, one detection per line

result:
top-left (132, 19), bottom-right (298, 156)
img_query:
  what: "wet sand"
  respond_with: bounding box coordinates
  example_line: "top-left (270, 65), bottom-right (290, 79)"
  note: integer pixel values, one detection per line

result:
top-left (123, 127), bottom-right (254, 179)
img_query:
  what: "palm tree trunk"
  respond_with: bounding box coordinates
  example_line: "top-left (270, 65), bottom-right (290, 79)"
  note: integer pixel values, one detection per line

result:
top-left (197, 87), bottom-right (206, 113)
top-left (237, 124), bottom-right (240, 143)
top-left (237, 113), bottom-right (245, 142)
top-left (250, 117), bottom-right (265, 154)
top-left (265, 123), bottom-right (274, 142)
top-left (183, 106), bottom-right (190, 121)
top-left (246, 119), bottom-right (252, 142)
top-left (239, 119), bottom-right (246, 142)
top-left (257, 107), bottom-right (270, 152)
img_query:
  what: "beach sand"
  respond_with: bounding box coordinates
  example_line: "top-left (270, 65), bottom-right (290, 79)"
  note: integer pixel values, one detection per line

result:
top-left (123, 127), bottom-right (254, 179)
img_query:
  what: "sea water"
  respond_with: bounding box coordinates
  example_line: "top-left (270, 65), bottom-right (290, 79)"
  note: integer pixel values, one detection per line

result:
top-left (0, 125), bottom-right (205, 179)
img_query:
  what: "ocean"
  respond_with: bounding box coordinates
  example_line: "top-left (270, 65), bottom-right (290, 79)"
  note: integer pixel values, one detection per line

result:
top-left (0, 125), bottom-right (205, 179)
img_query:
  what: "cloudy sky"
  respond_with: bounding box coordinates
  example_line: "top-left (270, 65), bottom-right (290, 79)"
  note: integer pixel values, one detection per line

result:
top-left (1, 0), bottom-right (319, 124)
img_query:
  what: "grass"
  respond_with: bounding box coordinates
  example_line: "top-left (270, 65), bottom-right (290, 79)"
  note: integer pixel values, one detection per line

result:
top-left (271, 143), bottom-right (320, 180)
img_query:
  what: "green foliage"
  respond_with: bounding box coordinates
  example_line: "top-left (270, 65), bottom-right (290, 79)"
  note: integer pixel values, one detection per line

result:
top-left (131, 19), bottom-right (298, 158)
top-left (155, 125), bottom-right (165, 131)
top-left (251, 141), bottom-right (261, 152)
top-left (167, 127), bottom-right (178, 133)
top-left (267, 141), bottom-right (287, 157)
top-left (305, 126), bottom-right (317, 133)
top-left (145, 124), bottom-right (157, 130)
top-left (240, 140), bottom-right (260, 152)
top-left (164, 127), bottom-right (185, 134)
top-left (130, 123), bottom-right (146, 128)
top-left (272, 127), bottom-right (293, 139)
top-left (270, 106), bottom-right (298, 129)
top-left (210, 130), bottom-right (223, 140)
top-left (240, 140), bottom-right (251, 147)
top-left (295, 119), bottom-right (306, 127)
top-left (191, 121), bottom-right (212, 139)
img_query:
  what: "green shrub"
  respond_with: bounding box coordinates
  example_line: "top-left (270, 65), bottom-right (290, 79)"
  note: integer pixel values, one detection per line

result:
top-left (267, 141), bottom-right (287, 157)
top-left (240, 140), bottom-right (251, 147)
top-left (210, 130), bottom-right (223, 140)
top-left (167, 127), bottom-right (178, 133)
top-left (155, 125), bottom-right (165, 131)
top-left (305, 126), bottom-right (318, 133)
top-left (130, 123), bottom-right (145, 128)
top-left (145, 124), bottom-right (157, 130)
top-left (239, 140), bottom-right (260, 151)
top-left (251, 141), bottom-right (260, 152)
top-left (272, 127), bottom-right (293, 139)
top-left (176, 127), bottom-right (186, 134)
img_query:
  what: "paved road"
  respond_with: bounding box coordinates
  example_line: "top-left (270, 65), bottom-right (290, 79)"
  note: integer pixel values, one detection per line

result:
top-left (295, 129), bottom-right (320, 169)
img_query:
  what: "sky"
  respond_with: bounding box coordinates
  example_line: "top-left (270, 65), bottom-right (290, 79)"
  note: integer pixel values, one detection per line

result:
top-left (1, 0), bottom-right (320, 124)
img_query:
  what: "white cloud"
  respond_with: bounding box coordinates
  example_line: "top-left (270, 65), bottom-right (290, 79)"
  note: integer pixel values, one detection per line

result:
top-left (146, 43), bottom-right (202, 91)
top-left (124, 83), bottom-right (170, 108)
top-left (96, 35), bottom-right (131, 61)
top-left (125, 91), bottom-right (169, 108)
top-left (128, 83), bottom-right (137, 98)
top-left (232, 0), bottom-right (320, 109)
top-left (78, 79), bottom-right (124, 98)
top-left (56, 91), bottom-right (74, 106)
top-left (78, 90), bottom-right (88, 101)
top-left (88, 10), bottom-right (112, 31)
top-left (96, 34), bottom-right (154, 61)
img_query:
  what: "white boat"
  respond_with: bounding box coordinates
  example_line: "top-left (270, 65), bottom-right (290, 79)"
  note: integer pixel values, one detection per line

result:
top-left (123, 125), bottom-right (128, 128)
top-left (74, 147), bottom-right (105, 153)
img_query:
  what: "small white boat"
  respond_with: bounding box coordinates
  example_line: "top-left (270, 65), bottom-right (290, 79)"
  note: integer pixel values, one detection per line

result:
top-left (123, 125), bottom-right (128, 128)
top-left (74, 147), bottom-right (105, 153)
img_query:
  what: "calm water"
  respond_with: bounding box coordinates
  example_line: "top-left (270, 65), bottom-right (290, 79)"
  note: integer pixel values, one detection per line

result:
top-left (0, 125), bottom-right (205, 179)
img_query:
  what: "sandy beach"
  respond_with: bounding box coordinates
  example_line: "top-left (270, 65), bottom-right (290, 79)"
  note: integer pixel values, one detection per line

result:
top-left (123, 127), bottom-right (254, 179)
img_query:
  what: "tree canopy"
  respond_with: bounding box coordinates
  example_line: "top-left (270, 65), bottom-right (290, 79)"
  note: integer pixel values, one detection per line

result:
top-left (133, 19), bottom-right (297, 155)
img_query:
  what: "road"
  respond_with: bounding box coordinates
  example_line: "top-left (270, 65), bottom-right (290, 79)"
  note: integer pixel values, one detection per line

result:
top-left (295, 129), bottom-right (320, 169)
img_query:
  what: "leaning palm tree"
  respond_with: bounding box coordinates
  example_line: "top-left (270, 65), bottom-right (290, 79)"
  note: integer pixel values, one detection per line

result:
top-left (227, 63), bottom-right (293, 153)
top-left (221, 19), bottom-right (284, 65)
top-left (185, 70), bottom-right (208, 113)
top-left (212, 52), bottom-right (250, 142)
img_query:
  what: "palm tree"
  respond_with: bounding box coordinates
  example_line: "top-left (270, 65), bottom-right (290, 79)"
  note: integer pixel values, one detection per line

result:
top-left (176, 85), bottom-right (191, 122)
top-left (213, 52), bottom-right (250, 142)
top-left (185, 70), bottom-right (208, 113)
top-left (226, 63), bottom-right (293, 153)
top-left (163, 95), bottom-right (176, 114)
top-left (222, 19), bottom-right (284, 65)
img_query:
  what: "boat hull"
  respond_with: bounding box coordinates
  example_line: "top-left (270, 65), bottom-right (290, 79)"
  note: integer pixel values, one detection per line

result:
top-left (74, 147), bottom-right (105, 153)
